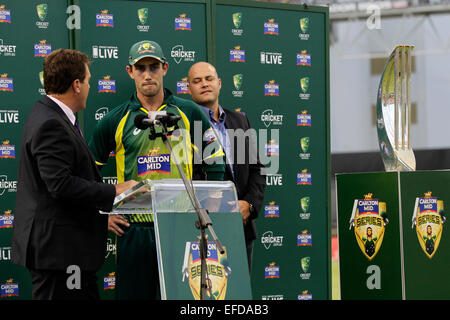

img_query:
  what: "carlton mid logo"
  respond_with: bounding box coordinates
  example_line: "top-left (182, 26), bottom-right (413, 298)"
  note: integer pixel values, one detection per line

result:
top-left (264, 80), bottom-right (279, 96)
top-left (264, 262), bottom-right (280, 279)
top-left (137, 149), bottom-right (171, 176)
top-left (176, 77), bottom-right (189, 94)
top-left (297, 50), bottom-right (311, 66)
top-left (0, 140), bottom-right (14, 159)
top-left (0, 5), bottom-right (11, 23)
top-left (175, 14), bottom-right (191, 30)
top-left (411, 192), bottom-right (446, 259)
top-left (230, 46), bottom-right (245, 63)
top-left (349, 193), bottom-right (389, 260)
top-left (98, 75), bottom-right (116, 93)
top-left (264, 18), bottom-right (279, 35)
top-left (181, 239), bottom-right (229, 300)
top-left (0, 279), bottom-right (18, 298)
top-left (297, 110), bottom-right (311, 127)
top-left (0, 210), bottom-right (13, 228)
top-left (96, 10), bottom-right (114, 27)
top-left (34, 40), bottom-right (51, 57)
top-left (0, 74), bottom-right (13, 92)
top-left (264, 201), bottom-right (280, 218)
top-left (103, 272), bottom-right (115, 290)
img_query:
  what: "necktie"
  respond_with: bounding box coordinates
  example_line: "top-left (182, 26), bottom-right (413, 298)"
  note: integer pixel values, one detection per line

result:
top-left (74, 119), bottom-right (83, 137)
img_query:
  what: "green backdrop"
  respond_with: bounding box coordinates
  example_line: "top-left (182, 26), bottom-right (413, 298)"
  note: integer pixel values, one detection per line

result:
top-left (0, 0), bottom-right (330, 300)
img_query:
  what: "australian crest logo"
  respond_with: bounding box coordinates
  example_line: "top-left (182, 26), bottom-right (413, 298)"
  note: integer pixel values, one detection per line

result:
top-left (299, 136), bottom-right (310, 159)
top-left (299, 77), bottom-right (310, 100)
top-left (175, 14), bottom-right (191, 30)
top-left (264, 80), bottom-right (279, 96)
top-left (264, 18), bottom-right (279, 35)
top-left (98, 75), bottom-right (116, 93)
top-left (0, 5), bottom-right (11, 23)
top-left (300, 196), bottom-right (311, 220)
top-left (231, 12), bottom-right (243, 36)
top-left (137, 8), bottom-right (149, 32)
top-left (96, 10), bottom-right (114, 27)
top-left (411, 192), bottom-right (446, 259)
top-left (299, 18), bottom-right (310, 40)
top-left (34, 40), bottom-right (51, 57)
top-left (0, 73), bottom-right (13, 92)
top-left (36, 4), bottom-right (49, 29)
top-left (181, 239), bottom-right (229, 300)
top-left (349, 193), bottom-right (388, 260)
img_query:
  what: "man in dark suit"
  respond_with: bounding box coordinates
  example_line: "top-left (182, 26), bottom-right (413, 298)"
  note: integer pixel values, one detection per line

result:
top-left (188, 62), bottom-right (266, 273)
top-left (11, 49), bottom-right (138, 300)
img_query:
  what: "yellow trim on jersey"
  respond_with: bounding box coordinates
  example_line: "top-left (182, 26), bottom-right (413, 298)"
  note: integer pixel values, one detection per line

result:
top-left (95, 160), bottom-right (106, 166)
top-left (114, 111), bottom-right (131, 183)
top-left (177, 107), bottom-right (193, 179)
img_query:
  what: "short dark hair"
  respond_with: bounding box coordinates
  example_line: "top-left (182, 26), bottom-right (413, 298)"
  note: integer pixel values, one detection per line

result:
top-left (43, 49), bottom-right (90, 94)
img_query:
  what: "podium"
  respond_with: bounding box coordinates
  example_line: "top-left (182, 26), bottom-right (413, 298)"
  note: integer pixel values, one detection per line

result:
top-left (109, 179), bottom-right (252, 300)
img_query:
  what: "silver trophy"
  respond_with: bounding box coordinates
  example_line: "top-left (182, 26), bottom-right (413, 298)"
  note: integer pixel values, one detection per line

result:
top-left (376, 45), bottom-right (416, 171)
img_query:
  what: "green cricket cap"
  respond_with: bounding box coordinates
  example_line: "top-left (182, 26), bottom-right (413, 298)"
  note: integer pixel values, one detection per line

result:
top-left (128, 40), bottom-right (166, 65)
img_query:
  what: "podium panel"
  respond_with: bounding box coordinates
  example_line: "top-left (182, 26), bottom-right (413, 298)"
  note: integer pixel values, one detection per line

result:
top-left (154, 212), bottom-right (252, 300)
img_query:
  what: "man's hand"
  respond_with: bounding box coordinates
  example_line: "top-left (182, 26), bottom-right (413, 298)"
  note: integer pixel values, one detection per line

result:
top-left (108, 214), bottom-right (130, 236)
top-left (238, 200), bottom-right (251, 226)
top-left (114, 180), bottom-right (140, 196)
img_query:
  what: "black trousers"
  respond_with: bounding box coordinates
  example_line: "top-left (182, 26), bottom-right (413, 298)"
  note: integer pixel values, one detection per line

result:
top-left (29, 269), bottom-right (100, 300)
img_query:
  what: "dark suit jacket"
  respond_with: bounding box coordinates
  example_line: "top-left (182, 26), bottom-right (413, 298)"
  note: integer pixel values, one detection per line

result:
top-left (223, 108), bottom-right (266, 242)
top-left (11, 96), bottom-right (116, 272)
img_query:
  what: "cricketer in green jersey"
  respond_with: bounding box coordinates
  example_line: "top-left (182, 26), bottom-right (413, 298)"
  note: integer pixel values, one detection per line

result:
top-left (89, 40), bottom-right (225, 299)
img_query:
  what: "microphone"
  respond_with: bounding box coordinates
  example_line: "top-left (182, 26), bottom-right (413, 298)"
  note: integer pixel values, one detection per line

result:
top-left (134, 114), bottom-right (153, 130)
top-left (150, 111), bottom-right (181, 127)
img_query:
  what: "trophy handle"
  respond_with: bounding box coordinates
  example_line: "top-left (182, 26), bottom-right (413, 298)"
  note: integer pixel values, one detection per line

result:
top-left (376, 45), bottom-right (416, 171)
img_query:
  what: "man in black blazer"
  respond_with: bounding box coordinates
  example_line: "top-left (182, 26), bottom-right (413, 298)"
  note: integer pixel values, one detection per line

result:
top-left (11, 49), bottom-right (138, 300)
top-left (188, 62), bottom-right (266, 273)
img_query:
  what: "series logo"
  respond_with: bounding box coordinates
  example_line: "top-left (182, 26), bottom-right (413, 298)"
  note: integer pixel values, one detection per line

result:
top-left (0, 5), bottom-right (11, 23)
top-left (411, 192), bottom-right (446, 259)
top-left (0, 140), bottom-right (14, 158)
top-left (349, 193), bottom-right (388, 260)
top-left (264, 201), bottom-right (279, 218)
top-left (297, 110), bottom-right (311, 127)
top-left (297, 50), bottom-right (311, 66)
top-left (299, 18), bottom-right (310, 40)
top-left (34, 40), bottom-right (51, 57)
top-left (264, 18), bottom-right (279, 35)
top-left (92, 45), bottom-right (118, 59)
top-left (0, 210), bottom-right (13, 228)
top-left (176, 77), bottom-right (189, 94)
top-left (96, 10), bottom-right (114, 27)
top-left (0, 279), bottom-right (18, 298)
top-left (264, 262), bottom-right (280, 279)
top-left (137, 8), bottom-right (149, 32)
top-left (229, 46), bottom-right (245, 63)
top-left (181, 240), bottom-right (230, 300)
top-left (231, 12), bottom-right (243, 36)
top-left (0, 74), bottom-right (13, 92)
top-left (36, 4), bottom-right (49, 29)
top-left (0, 39), bottom-right (16, 57)
top-left (175, 14), bottom-right (191, 30)
top-left (297, 230), bottom-right (312, 246)
top-left (297, 169), bottom-right (312, 185)
top-left (98, 75), bottom-right (116, 93)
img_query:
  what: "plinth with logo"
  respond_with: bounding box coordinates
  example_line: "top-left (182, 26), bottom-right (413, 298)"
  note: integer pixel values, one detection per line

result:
top-left (109, 179), bottom-right (252, 300)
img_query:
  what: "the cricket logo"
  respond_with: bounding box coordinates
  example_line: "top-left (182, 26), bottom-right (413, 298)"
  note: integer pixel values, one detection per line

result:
top-left (349, 193), bottom-right (388, 260)
top-left (411, 192), bottom-right (446, 259)
top-left (182, 238), bottom-right (230, 300)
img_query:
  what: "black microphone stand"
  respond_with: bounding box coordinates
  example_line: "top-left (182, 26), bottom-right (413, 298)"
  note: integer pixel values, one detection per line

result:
top-left (147, 120), bottom-right (225, 300)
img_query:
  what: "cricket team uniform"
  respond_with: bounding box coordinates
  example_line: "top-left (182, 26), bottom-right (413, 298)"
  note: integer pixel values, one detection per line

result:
top-left (89, 89), bottom-right (225, 299)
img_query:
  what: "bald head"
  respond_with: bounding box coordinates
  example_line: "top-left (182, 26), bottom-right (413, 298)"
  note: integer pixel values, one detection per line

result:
top-left (188, 62), bottom-right (222, 110)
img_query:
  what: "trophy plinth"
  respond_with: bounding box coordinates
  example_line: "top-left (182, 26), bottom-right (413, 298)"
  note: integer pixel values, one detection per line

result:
top-left (376, 45), bottom-right (416, 172)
